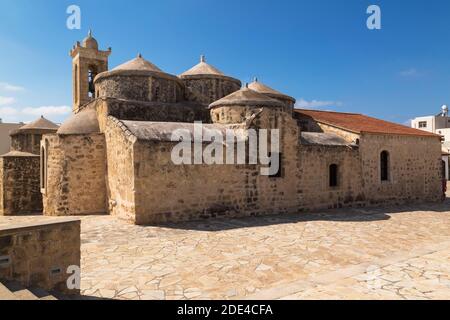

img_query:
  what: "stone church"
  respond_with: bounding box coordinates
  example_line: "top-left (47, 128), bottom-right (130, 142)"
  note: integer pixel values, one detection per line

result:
top-left (2, 32), bottom-right (443, 224)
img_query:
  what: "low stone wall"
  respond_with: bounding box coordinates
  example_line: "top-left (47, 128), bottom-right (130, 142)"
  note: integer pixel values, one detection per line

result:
top-left (0, 219), bottom-right (81, 295)
top-left (0, 152), bottom-right (42, 216)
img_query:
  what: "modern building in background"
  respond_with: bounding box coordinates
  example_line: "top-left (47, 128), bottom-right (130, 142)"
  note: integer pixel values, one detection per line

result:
top-left (412, 105), bottom-right (450, 180)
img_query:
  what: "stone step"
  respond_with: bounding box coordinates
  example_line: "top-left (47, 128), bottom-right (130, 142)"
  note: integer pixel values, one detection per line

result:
top-left (1, 280), bottom-right (58, 300)
top-left (0, 282), bottom-right (17, 300)
top-left (12, 288), bottom-right (39, 300)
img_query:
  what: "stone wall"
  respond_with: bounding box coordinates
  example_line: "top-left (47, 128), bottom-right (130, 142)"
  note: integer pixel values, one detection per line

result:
top-left (296, 146), bottom-right (364, 210)
top-left (96, 73), bottom-right (184, 104)
top-left (0, 153), bottom-right (42, 216)
top-left (42, 133), bottom-right (107, 216)
top-left (108, 116), bottom-right (442, 224)
top-left (100, 98), bottom-right (210, 124)
top-left (359, 133), bottom-right (442, 204)
top-left (104, 118), bottom-right (136, 222)
top-left (0, 219), bottom-right (80, 295)
top-left (181, 76), bottom-right (241, 105)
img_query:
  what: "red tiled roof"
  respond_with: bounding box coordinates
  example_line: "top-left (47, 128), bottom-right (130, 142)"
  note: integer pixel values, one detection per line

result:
top-left (294, 109), bottom-right (440, 137)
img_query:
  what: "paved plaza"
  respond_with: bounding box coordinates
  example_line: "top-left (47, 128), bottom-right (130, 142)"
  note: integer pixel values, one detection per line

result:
top-left (1, 199), bottom-right (450, 300)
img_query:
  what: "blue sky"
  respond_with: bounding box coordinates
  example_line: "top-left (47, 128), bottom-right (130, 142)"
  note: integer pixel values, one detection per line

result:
top-left (0, 0), bottom-right (450, 124)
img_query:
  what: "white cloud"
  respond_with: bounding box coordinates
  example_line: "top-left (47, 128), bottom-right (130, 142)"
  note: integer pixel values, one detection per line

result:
top-left (21, 105), bottom-right (71, 117)
top-left (0, 106), bottom-right (18, 116)
top-left (295, 98), bottom-right (343, 109)
top-left (0, 105), bottom-right (71, 123)
top-left (0, 82), bottom-right (25, 92)
top-left (399, 68), bottom-right (420, 77)
top-left (0, 96), bottom-right (16, 106)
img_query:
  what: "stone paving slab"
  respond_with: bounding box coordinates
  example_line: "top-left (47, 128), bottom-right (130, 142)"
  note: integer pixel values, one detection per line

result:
top-left (1, 201), bottom-right (450, 300)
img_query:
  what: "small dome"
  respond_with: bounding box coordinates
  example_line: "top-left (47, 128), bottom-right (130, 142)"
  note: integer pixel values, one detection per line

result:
top-left (180, 55), bottom-right (225, 77)
top-left (82, 30), bottom-right (98, 50)
top-left (0, 151), bottom-right (39, 158)
top-left (112, 54), bottom-right (163, 73)
top-left (209, 87), bottom-right (285, 109)
top-left (248, 78), bottom-right (295, 103)
top-left (19, 116), bottom-right (59, 131)
top-left (57, 109), bottom-right (100, 135)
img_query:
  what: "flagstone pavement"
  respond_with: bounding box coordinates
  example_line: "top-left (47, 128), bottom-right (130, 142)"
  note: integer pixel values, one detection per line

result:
top-left (1, 200), bottom-right (450, 300)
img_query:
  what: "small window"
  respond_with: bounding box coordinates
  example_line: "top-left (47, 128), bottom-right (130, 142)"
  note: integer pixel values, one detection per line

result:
top-left (329, 164), bottom-right (338, 187)
top-left (418, 121), bottom-right (427, 128)
top-left (40, 143), bottom-right (47, 193)
top-left (380, 150), bottom-right (390, 181)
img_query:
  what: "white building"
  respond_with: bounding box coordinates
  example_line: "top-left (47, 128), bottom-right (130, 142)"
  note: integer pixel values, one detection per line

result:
top-left (411, 105), bottom-right (449, 180)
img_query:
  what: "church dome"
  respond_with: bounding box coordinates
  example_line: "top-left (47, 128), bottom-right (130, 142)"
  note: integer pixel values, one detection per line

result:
top-left (94, 54), bottom-right (184, 104)
top-left (112, 54), bottom-right (163, 73)
top-left (209, 87), bottom-right (285, 109)
top-left (180, 55), bottom-right (225, 77)
top-left (248, 78), bottom-right (296, 105)
top-left (10, 116), bottom-right (59, 136)
top-left (179, 55), bottom-right (240, 82)
top-left (57, 108), bottom-right (100, 135)
top-left (82, 30), bottom-right (98, 50)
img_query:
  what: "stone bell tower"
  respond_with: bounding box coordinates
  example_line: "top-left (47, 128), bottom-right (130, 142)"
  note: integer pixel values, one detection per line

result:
top-left (70, 30), bottom-right (111, 112)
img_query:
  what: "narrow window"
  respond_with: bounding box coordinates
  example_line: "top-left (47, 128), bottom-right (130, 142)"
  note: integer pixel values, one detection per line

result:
top-left (40, 144), bottom-right (47, 192)
top-left (88, 66), bottom-right (97, 99)
top-left (74, 64), bottom-right (78, 103)
top-left (380, 150), bottom-right (390, 181)
top-left (329, 164), bottom-right (338, 187)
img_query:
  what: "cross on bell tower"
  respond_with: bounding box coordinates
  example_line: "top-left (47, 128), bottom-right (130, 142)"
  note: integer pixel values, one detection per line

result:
top-left (70, 30), bottom-right (111, 112)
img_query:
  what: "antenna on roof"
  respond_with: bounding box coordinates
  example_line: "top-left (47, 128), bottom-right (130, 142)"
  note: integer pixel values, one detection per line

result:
top-left (253, 77), bottom-right (258, 82)
top-left (200, 55), bottom-right (206, 63)
top-left (137, 53), bottom-right (142, 58)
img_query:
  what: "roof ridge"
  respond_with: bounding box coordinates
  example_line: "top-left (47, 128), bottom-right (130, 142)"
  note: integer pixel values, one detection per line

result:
top-left (295, 108), bottom-right (361, 116)
top-left (107, 116), bottom-right (137, 143)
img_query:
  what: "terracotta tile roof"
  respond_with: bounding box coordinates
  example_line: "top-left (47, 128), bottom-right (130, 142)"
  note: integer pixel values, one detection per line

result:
top-left (294, 109), bottom-right (440, 137)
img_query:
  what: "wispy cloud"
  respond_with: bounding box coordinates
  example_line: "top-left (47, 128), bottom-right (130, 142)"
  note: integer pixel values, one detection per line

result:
top-left (399, 68), bottom-right (420, 78)
top-left (295, 98), bottom-right (343, 109)
top-left (0, 82), bottom-right (25, 92)
top-left (21, 106), bottom-right (71, 117)
top-left (0, 96), bottom-right (16, 106)
top-left (0, 105), bottom-right (71, 122)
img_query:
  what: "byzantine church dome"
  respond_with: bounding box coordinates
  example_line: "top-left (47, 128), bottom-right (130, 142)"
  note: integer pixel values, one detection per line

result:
top-left (209, 86), bottom-right (286, 126)
top-left (248, 78), bottom-right (296, 108)
top-left (111, 54), bottom-right (162, 73)
top-left (209, 86), bottom-right (284, 109)
top-left (179, 55), bottom-right (241, 105)
top-left (179, 55), bottom-right (240, 83)
top-left (57, 108), bottom-right (100, 135)
top-left (94, 54), bottom-right (184, 103)
top-left (180, 55), bottom-right (226, 77)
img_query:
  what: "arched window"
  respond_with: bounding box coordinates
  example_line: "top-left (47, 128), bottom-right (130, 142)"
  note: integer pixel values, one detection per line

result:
top-left (88, 66), bottom-right (97, 99)
top-left (380, 151), bottom-right (390, 181)
top-left (329, 164), bottom-right (338, 187)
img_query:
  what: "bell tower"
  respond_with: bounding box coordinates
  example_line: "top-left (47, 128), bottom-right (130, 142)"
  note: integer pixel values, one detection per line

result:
top-left (70, 30), bottom-right (111, 112)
